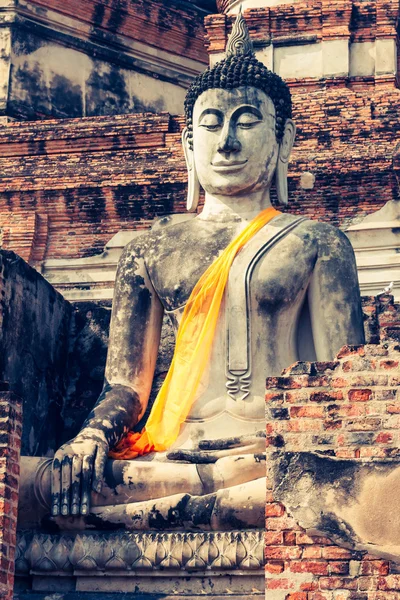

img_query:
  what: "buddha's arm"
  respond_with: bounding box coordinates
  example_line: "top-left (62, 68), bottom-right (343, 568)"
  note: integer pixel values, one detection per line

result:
top-left (307, 223), bottom-right (365, 360)
top-left (51, 240), bottom-right (164, 517)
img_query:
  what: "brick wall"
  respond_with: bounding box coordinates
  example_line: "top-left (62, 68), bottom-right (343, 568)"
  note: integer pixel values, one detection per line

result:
top-left (0, 0), bottom-right (398, 263)
top-left (265, 298), bottom-right (400, 599)
top-left (0, 390), bottom-right (21, 600)
top-left (206, 1), bottom-right (398, 55)
top-left (0, 82), bottom-right (399, 263)
top-left (28, 0), bottom-right (209, 65)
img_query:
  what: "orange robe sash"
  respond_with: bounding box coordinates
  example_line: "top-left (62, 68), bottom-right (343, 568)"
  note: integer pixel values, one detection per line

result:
top-left (109, 206), bottom-right (281, 460)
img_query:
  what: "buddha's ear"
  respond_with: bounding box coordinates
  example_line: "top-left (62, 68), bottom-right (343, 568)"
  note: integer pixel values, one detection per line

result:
top-left (182, 128), bottom-right (200, 212)
top-left (276, 119), bottom-right (296, 206)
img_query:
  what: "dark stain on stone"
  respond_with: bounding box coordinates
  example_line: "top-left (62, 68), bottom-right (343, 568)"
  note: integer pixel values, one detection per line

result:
top-left (319, 512), bottom-right (360, 548)
top-left (86, 64), bottom-right (130, 117)
top-left (85, 513), bottom-right (126, 530)
top-left (10, 61), bottom-right (50, 118)
top-left (131, 93), bottom-right (165, 114)
top-left (92, 3), bottom-right (105, 28)
top-left (317, 129), bottom-right (332, 147)
top-left (188, 494), bottom-right (216, 527)
top-left (62, 302), bottom-right (111, 444)
top-left (148, 494), bottom-right (190, 530)
top-left (112, 183), bottom-right (179, 222)
top-left (106, 0), bottom-right (128, 33)
top-left (326, 107), bottom-right (341, 117)
top-left (50, 74), bottom-right (83, 118)
top-left (217, 507), bottom-right (248, 530)
top-left (12, 29), bottom-right (45, 57)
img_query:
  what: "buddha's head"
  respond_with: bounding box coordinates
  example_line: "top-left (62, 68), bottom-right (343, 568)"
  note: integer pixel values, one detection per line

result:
top-left (182, 11), bottom-right (295, 210)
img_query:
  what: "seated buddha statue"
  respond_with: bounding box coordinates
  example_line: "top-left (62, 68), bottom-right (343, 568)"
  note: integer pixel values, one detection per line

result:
top-left (19, 13), bottom-right (365, 531)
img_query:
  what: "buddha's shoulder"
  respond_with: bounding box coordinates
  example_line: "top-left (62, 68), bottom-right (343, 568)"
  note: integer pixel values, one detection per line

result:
top-left (281, 214), bottom-right (351, 245)
top-left (118, 215), bottom-right (216, 263)
top-left (280, 214), bottom-right (354, 260)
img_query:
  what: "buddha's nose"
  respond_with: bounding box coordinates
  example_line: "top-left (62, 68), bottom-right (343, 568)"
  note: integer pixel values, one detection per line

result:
top-left (217, 133), bottom-right (241, 154)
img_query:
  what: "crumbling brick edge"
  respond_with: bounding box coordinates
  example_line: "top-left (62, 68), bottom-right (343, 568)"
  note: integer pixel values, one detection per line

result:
top-left (0, 388), bottom-right (22, 600)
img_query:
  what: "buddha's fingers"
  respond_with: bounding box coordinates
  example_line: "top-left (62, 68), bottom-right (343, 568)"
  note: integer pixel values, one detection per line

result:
top-left (167, 442), bottom-right (265, 463)
top-left (167, 449), bottom-right (218, 463)
top-left (51, 457), bottom-right (61, 517)
top-left (71, 456), bottom-right (82, 516)
top-left (61, 455), bottom-right (72, 516)
top-left (80, 455), bottom-right (94, 515)
top-left (92, 445), bottom-right (107, 494)
top-left (214, 453), bottom-right (265, 490)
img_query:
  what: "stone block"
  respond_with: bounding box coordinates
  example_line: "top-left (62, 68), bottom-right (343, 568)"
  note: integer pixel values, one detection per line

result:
top-left (15, 530), bottom-right (264, 596)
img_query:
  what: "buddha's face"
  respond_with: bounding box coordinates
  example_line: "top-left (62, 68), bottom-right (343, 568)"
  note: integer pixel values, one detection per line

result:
top-left (191, 87), bottom-right (280, 196)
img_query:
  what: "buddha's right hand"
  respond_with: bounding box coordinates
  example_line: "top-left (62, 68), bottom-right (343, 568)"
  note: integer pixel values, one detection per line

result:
top-left (51, 427), bottom-right (109, 517)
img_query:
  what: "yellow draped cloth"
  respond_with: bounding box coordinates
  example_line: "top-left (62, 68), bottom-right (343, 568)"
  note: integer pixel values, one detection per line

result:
top-left (109, 206), bottom-right (281, 460)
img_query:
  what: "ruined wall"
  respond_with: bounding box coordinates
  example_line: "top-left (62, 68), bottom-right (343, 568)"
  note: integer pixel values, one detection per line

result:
top-left (0, 250), bottom-right (72, 456)
top-left (206, 1), bottom-right (398, 80)
top-left (1, 0), bottom-right (209, 121)
top-left (265, 298), bottom-right (400, 598)
top-left (0, 392), bottom-right (21, 600)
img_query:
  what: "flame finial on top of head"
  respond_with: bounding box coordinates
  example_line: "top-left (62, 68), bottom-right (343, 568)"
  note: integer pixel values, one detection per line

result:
top-left (225, 8), bottom-right (255, 58)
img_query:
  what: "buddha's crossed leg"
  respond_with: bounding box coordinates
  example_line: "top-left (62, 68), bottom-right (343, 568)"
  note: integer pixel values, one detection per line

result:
top-left (19, 450), bottom-right (265, 530)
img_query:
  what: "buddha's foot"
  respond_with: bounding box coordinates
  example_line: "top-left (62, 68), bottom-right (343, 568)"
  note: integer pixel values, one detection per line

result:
top-left (86, 477), bottom-right (265, 531)
top-left (271, 451), bottom-right (400, 562)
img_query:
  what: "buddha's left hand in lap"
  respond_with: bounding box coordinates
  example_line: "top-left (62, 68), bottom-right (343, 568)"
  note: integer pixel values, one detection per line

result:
top-left (167, 431), bottom-right (266, 463)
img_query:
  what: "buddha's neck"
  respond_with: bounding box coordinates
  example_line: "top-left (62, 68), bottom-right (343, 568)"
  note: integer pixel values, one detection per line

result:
top-left (200, 189), bottom-right (273, 223)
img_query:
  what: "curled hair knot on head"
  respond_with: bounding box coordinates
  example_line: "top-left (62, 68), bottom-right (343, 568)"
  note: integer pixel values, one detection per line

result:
top-left (184, 12), bottom-right (292, 150)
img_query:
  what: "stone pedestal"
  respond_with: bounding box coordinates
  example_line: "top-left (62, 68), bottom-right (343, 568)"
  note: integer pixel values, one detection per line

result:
top-left (15, 530), bottom-right (264, 598)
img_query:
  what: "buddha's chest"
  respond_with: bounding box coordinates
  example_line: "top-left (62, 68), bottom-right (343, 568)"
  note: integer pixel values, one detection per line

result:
top-left (152, 225), bottom-right (317, 313)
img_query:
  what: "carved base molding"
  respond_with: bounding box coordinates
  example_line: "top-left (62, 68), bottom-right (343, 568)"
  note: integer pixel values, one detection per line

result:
top-left (15, 530), bottom-right (264, 596)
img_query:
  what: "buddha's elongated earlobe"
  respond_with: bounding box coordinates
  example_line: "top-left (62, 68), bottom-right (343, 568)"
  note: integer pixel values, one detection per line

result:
top-left (276, 119), bottom-right (296, 206)
top-left (182, 128), bottom-right (200, 212)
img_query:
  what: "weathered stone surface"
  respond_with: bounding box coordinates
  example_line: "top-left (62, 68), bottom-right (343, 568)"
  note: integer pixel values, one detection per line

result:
top-left (0, 250), bottom-right (72, 456)
top-left (272, 452), bottom-right (400, 562)
top-left (15, 530), bottom-right (264, 596)
top-left (16, 530), bottom-right (264, 573)
top-left (266, 339), bottom-right (400, 596)
top-left (1, 0), bottom-right (209, 121)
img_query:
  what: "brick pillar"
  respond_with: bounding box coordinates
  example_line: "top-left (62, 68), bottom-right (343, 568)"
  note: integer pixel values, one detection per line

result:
top-left (265, 342), bottom-right (400, 599)
top-left (0, 390), bottom-right (22, 599)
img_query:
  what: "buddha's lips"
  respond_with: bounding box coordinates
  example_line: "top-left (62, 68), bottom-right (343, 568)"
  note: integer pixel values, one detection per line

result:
top-left (212, 160), bottom-right (248, 172)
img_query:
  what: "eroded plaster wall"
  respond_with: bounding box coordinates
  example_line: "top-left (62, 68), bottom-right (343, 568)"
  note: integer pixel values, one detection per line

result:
top-left (0, 0), bottom-right (209, 120)
top-left (9, 30), bottom-right (187, 119)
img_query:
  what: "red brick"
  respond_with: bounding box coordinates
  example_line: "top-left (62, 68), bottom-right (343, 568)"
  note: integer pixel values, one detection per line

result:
top-left (290, 406), bottom-right (326, 418)
top-left (265, 546), bottom-right (303, 560)
top-left (265, 503), bottom-right (285, 517)
top-left (310, 391), bottom-right (344, 403)
top-left (380, 360), bottom-right (399, 369)
top-left (375, 432), bottom-right (394, 443)
top-left (290, 561), bottom-right (329, 575)
top-left (265, 532), bottom-right (283, 545)
top-left (265, 561), bottom-right (284, 574)
top-left (348, 389), bottom-right (372, 402)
